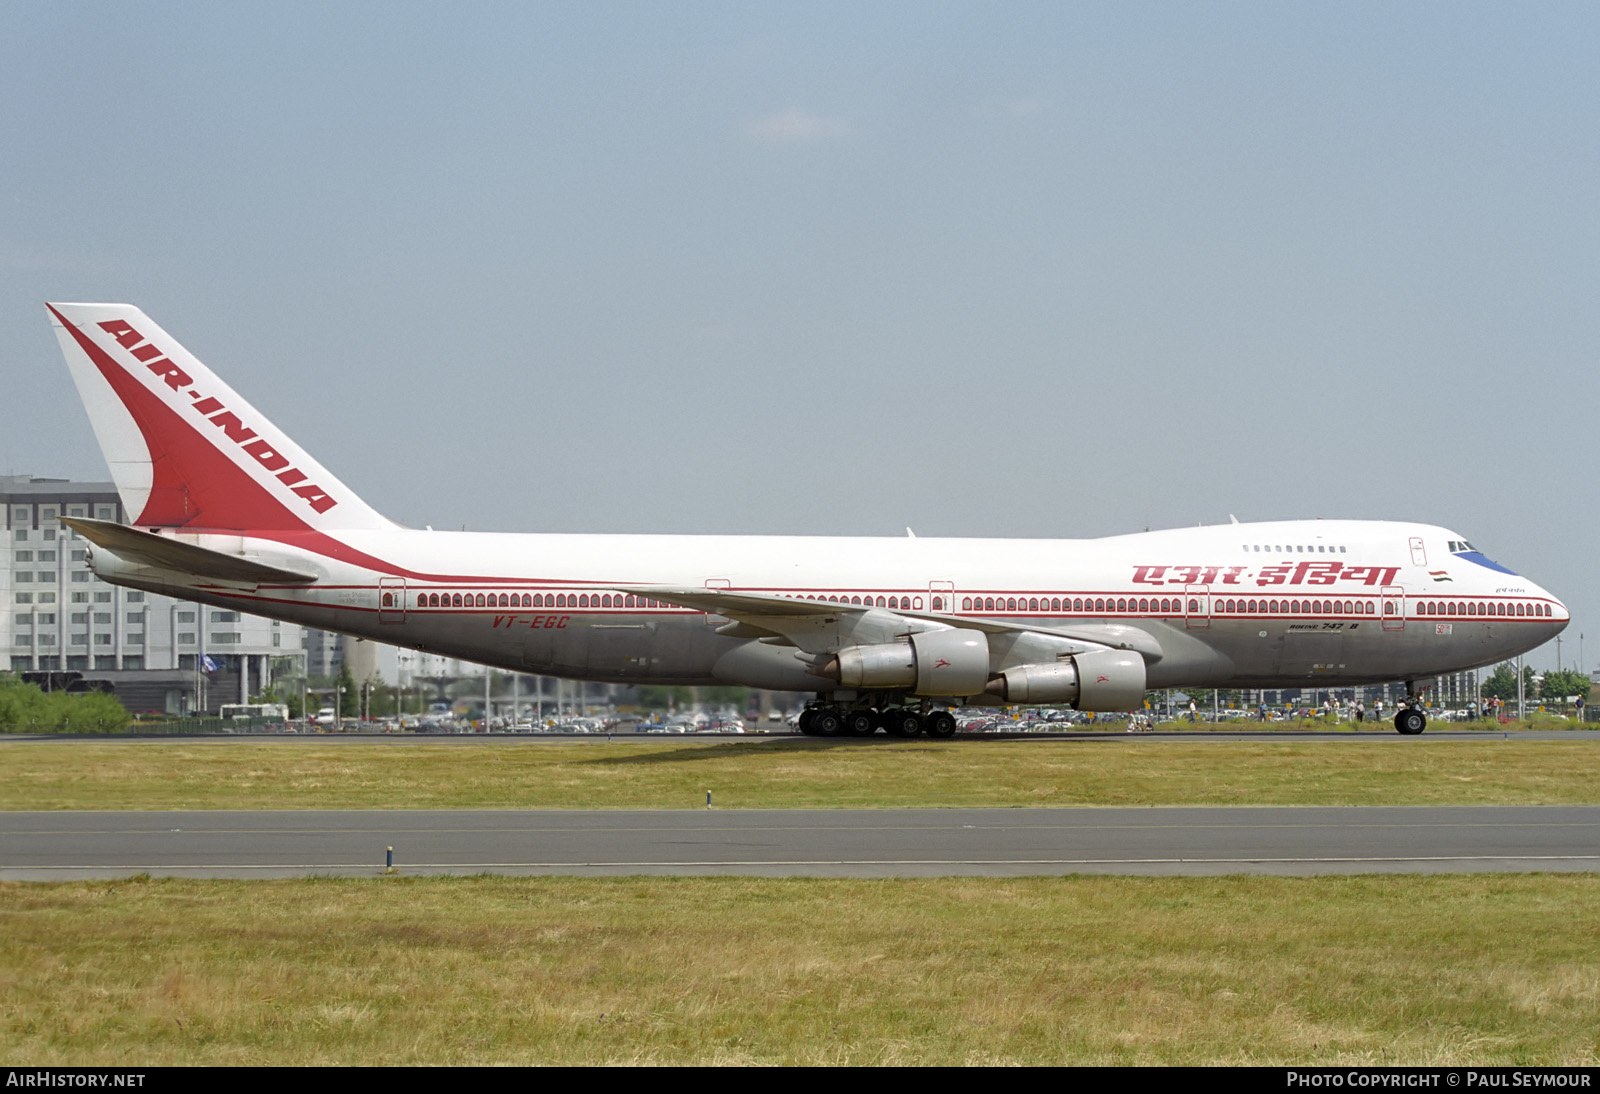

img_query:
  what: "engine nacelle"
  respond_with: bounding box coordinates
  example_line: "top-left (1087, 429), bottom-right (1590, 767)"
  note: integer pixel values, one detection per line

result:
top-left (827, 628), bottom-right (990, 697)
top-left (911, 629), bottom-right (989, 697)
top-left (835, 642), bottom-right (917, 688)
top-left (986, 649), bottom-right (1147, 711)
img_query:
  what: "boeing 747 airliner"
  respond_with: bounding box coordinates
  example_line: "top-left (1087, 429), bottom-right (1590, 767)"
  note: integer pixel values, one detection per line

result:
top-left (46, 303), bottom-right (1567, 736)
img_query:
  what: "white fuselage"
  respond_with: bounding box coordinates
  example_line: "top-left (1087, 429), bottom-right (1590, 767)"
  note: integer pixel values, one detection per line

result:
top-left (47, 302), bottom-right (1569, 716)
top-left (90, 517), bottom-right (1567, 696)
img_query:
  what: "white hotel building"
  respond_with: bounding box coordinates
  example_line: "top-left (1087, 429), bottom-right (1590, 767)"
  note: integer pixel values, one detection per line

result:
top-left (3, 475), bottom-right (303, 713)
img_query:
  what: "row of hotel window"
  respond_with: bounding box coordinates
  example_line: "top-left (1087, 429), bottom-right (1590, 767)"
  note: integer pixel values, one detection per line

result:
top-left (12, 608), bottom-right (212, 624)
top-left (9, 632), bottom-right (246, 647)
top-left (12, 657), bottom-right (143, 671)
top-left (13, 527), bottom-right (97, 541)
top-left (12, 591), bottom-right (138, 604)
top-left (9, 505), bottom-right (117, 523)
top-left (13, 613), bottom-right (143, 624)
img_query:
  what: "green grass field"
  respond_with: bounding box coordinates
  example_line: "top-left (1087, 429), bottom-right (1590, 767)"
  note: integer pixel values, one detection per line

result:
top-left (1, 738), bottom-right (1596, 811)
top-left (2, 873), bottom-right (1596, 1065)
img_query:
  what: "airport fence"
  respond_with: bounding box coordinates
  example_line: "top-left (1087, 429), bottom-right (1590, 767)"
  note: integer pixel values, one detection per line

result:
top-left (1, 716), bottom-right (293, 735)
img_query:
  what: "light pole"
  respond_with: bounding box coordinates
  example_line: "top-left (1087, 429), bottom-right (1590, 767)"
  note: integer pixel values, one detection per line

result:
top-left (1517, 654), bottom-right (1525, 721)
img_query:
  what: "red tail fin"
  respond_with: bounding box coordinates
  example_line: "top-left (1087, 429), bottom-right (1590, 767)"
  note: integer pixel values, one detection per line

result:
top-left (47, 303), bottom-right (393, 532)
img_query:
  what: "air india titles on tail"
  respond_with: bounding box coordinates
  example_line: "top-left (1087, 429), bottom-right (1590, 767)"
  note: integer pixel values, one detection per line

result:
top-left (71, 312), bottom-right (338, 514)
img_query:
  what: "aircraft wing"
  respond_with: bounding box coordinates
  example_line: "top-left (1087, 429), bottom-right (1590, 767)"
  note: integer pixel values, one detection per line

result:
top-left (621, 585), bottom-right (1163, 662)
top-left (627, 587), bottom-right (846, 619)
top-left (62, 517), bottom-right (320, 585)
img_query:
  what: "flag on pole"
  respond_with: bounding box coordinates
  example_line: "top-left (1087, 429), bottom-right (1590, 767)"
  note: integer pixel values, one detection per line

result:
top-left (201, 654), bottom-right (218, 674)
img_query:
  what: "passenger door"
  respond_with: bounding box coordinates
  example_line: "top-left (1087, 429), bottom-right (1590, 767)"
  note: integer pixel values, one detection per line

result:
top-left (379, 577), bottom-right (407, 624)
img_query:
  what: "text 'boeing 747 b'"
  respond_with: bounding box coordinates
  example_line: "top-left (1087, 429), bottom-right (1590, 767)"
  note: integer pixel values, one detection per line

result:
top-left (47, 303), bottom-right (1567, 736)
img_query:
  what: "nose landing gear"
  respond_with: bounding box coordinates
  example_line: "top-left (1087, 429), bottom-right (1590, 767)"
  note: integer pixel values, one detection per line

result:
top-left (1394, 707), bottom-right (1427, 735)
top-left (1394, 681), bottom-right (1427, 734)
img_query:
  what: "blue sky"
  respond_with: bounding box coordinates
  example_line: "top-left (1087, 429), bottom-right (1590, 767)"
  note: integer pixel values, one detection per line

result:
top-left (4, 2), bottom-right (1596, 672)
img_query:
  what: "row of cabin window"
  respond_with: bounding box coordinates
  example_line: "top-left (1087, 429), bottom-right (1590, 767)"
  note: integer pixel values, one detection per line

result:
top-left (1242, 544), bottom-right (1347, 553)
top-left (1218, 599), bottom-right (1379, 615)
top-left (397, 591), bottom-right (941, 610)
top-left (957, 595), bottom-right (1392, 617)
top-left (962, 595), bottom-right (1185, 613)
top-left (1418, 601), bottom-right (1550, 618)
top-left (380, 590), bottom-right (1555, 620)
top-left (400, 592), bottom-right (667, 610)
top-left (797, 594), bottom-right (930, 609)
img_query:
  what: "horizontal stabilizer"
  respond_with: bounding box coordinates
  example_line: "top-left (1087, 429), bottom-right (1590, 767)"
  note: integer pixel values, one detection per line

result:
top-left (62, 517), bottom-right (318, 585)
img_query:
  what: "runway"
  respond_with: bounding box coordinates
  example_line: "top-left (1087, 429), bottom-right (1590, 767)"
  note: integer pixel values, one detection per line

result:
top-left (4, 805), bottom-right (1598, 879)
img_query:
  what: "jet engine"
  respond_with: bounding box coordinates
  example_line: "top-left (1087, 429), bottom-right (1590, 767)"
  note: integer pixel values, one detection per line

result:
top-left (984, 648), bottom-right (1146, 711)
top-left (823, 628), bottom-right (990, 697)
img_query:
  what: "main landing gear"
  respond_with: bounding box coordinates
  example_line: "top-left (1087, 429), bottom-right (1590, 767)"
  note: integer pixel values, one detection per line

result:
top-left (797, 703), bottom-right (958, 739)
top-left (1393, 680), bottom-right (1427, 735)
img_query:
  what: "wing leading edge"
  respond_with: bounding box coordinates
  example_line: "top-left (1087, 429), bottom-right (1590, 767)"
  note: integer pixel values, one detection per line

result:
top-left (622, 585), bottom-right (1164, 662)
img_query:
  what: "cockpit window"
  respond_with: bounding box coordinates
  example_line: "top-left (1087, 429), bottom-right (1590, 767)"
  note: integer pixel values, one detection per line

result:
top-left (1450, 539), bottom-right (1519, 576)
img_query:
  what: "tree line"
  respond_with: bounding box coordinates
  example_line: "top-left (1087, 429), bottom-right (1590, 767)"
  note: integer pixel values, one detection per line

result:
top-left (0, 675), bottom-right (130, 733)
top-left (1480, 663), bottom-right (1592, 705)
